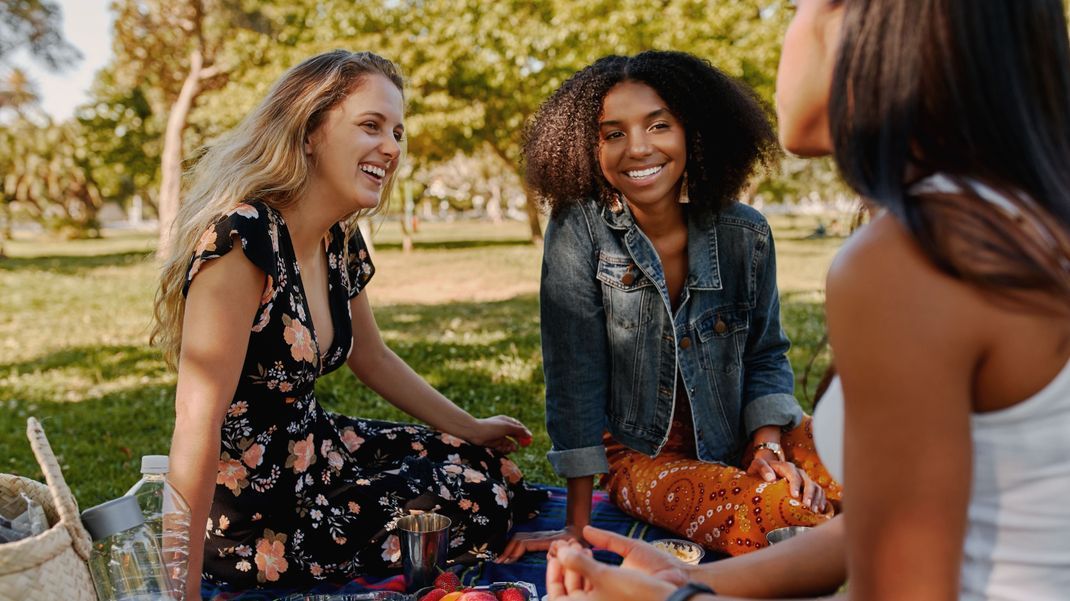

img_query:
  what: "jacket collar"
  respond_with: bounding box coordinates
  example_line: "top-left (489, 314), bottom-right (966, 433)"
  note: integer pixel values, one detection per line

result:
top-left (599, 198), bottom-right (722, 290)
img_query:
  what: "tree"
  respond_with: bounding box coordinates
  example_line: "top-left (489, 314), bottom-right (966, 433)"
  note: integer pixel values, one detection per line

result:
top-left (0, 67), bottom-right (39, 116)
top-left (110, 0), bottom-right (277, 256)
top-left (0, 0), bottom-right (81, 69)
top-left (0, 118), bottom-right (104, 238)
top-left (77, 73), bottom-right (162, 217)
top-left (319, 0), bottom-right (793, 242)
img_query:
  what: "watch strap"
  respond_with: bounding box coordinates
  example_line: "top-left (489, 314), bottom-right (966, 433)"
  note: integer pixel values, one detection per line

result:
top-left (665, 582), bottom-right (716, 601)
top-left (753, 441), bottom-right (785, 462)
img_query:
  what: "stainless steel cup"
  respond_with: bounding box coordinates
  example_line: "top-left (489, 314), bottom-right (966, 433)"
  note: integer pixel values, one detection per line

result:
top-left (396, 513), bottom-right (451, 591)
top-left (765, 525), bottom-right (812, 545)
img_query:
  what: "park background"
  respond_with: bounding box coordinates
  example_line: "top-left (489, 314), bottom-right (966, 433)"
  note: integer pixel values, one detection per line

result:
top-left (0, 0), bottom-right (987, 507)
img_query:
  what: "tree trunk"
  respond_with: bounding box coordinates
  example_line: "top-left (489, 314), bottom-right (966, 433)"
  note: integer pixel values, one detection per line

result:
top-left (156, 49), bottom-right (205, 258)
top-left (522, 183), bottom-right (543, 244)
top-left (486, 143), bottom-right (542, 243)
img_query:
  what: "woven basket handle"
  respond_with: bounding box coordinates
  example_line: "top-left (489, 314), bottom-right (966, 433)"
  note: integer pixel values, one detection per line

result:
top-left (26, 417), bottom-right (94, 561)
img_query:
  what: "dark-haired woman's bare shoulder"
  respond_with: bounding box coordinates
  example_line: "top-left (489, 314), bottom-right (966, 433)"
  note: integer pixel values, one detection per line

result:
top-left (825, 210), bottom-right (988, 362)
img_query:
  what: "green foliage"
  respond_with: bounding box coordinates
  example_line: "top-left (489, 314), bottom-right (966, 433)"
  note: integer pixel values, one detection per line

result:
top-left (83, 0), bottom-right (827, 218)
top-left (0, 117), bottom-right (104, 237)
top-left (0, 1), bottom-right (850, 249)
top-left (0, 217), bottom-right (838, 505)
top-left (0, 0), bottom-right (81, 70)
top-left (77, 74), bottom-right (163, 212)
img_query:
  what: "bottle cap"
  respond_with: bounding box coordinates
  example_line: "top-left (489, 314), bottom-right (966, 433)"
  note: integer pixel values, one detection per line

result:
top-left (140, 455), bottom-right (169, 474)
top-left (81, 495), bottom-right (145, 541)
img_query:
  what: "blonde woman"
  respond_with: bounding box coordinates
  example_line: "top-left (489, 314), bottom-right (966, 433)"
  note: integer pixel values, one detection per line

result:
top-left (153, 50), bottom-right (547, 597)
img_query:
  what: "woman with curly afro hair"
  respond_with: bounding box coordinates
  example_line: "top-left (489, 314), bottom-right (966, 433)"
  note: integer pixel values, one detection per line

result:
top-left (499, 51), bottom-right (841, 563)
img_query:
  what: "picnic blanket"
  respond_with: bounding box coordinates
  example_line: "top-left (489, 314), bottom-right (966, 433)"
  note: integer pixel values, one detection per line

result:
top-left (201, 486), bottom-right (722, 600)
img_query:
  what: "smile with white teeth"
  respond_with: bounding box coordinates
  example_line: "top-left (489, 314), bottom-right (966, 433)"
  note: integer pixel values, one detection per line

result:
top-left (625, 165), bottom-right (663, 179)
top-left (359, 164), bottom-right (386, 178)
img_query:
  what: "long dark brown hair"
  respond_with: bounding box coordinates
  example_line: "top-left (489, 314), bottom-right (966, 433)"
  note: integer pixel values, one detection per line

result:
top-left (830, 0), bottom-right (1070, 314)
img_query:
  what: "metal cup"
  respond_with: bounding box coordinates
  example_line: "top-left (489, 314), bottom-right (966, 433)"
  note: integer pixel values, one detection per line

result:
top-left (765, 526), bottom-right (812, 545)
top-left (396, 513), bottom-right (451, 591)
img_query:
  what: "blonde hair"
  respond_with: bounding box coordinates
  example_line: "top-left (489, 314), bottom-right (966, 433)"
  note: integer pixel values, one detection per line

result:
top-left (152, 50), bottom-right (405, 368)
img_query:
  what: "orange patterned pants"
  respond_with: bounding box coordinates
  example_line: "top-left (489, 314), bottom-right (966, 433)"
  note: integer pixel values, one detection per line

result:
top-left (603, 414), bottom-right (842, 557)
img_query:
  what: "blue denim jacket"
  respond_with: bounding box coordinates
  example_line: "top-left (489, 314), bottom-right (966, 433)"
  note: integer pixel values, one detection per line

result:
top-left (541, 198), bottom-right (801, 479)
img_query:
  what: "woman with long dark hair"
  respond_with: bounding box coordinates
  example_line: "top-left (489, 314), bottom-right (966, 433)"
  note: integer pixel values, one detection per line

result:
top-left (544, 1), bottom-right (1070, 599)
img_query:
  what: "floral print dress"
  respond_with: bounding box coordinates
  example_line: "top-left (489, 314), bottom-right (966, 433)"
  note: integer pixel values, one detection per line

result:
top-left (183, 202), bottom-right (548, 590)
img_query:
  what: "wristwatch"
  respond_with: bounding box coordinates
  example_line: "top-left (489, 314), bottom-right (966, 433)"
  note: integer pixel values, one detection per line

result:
top-left (666, 582), bottom-right (717, 601)
top-left (753, 441), bottom-right (785, 462)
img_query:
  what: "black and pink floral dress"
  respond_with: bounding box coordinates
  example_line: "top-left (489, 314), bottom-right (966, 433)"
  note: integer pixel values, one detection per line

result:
top-left (183, 202), bottom-right (547, 591)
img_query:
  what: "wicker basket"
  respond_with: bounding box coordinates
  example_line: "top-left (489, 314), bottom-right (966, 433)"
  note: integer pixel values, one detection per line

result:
top-left (0, 418), bottom-right (96, 601)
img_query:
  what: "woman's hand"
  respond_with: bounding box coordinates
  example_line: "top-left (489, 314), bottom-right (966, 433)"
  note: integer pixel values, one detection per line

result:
top-left (578, 526), bottom-right (690, 586)
top-left (497, 528), bottom-right (579, 564)
top-left (746, 452), bottom-right (826, 513)
top-left (464, 415), bottom-right (533, 453)
top-left (546, 541), bottom-right (677, 601)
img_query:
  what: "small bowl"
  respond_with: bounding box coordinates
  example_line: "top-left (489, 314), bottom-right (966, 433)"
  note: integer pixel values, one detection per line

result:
top-left (765, 526), bottom-right (813, 545)
top-left (650, 538), bottom-right (705, 565)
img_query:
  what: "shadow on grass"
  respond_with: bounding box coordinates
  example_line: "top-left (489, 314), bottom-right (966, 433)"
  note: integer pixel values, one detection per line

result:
top-left (0, 344), bottom-right (168, 381)
top-left (0, 251), bottom-right (154, 274)
top-left (0, 293), bottom-right (829, 505)
top-left (0, 383), bottom-right (178, 507)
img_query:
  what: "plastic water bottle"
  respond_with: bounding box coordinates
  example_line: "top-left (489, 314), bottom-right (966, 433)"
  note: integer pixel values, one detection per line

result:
top-left (82, 495), bottom-right (176, 600)
top-left (126, 455), bottom-right (191, 600)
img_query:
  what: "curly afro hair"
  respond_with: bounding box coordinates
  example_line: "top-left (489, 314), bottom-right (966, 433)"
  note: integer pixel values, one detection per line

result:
top-left (523, 50), bottom-right (778, 216)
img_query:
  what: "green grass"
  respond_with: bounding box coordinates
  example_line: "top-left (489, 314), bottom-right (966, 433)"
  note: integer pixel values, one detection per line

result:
top-left (0, 215), bottom-right (842, 507)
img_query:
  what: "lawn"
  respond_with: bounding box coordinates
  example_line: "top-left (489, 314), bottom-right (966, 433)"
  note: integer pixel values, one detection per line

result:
top-left (0, 214), bottom-right (843, 507)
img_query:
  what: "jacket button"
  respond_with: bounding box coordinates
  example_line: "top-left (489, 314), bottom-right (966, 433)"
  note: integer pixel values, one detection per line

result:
top-left (680, 336), bottom-right (691, 349)
top-left (714, 319), bottom-right (727, 334)
top-left (621, 272), bottom-right (635, 286)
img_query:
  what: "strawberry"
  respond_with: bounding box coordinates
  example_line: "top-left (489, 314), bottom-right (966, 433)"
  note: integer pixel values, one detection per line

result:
top-left (419, 588), bottom-right (449, 601)
top-left (496, 586), bottom-right (527, 601)
top-left (433, 570), bottom-right (462, 592)
top-left (517, 433), bottom-right (533, 447)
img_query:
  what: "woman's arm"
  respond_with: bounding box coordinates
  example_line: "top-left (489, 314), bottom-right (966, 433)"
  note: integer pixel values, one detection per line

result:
top-left (740, 228), bottom-right (802, 434)
top-left (548, 529), bottom-right (849, 601)
top-left (825, 216), bottom-right (978, 600)
top-left (500, 206), bottom-right (610, 561)
top-left (695, 516), bottom-right (846, 597)
top-left (345, 291), bottom-right (529, 451)
top-left (168, 249), bottom-right (263, 600)
top-left (556, 520), bottom-right (845, 599)
top-left (739, 227), bottom-right (823, 508)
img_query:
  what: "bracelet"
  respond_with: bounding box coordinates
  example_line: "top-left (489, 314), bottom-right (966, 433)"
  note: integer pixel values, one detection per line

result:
top-left (753, 441), bottom-right (785, 462)
top-left (666, 582), bottom-right (717, 601)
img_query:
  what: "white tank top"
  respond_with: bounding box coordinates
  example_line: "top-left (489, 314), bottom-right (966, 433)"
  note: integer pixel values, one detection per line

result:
top-left (813, 172), bottom-right (1070, 600)
top-left (814, 361), bottom-right (1070, 600)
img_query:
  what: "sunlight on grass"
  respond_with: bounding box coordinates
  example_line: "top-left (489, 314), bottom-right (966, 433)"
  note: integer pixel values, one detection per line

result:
top-left (1, 216), bottom-right (843, 505)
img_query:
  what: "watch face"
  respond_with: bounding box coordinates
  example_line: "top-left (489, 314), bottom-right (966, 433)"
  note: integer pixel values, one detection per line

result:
top-left (757, 442), bottom-right (785, 461)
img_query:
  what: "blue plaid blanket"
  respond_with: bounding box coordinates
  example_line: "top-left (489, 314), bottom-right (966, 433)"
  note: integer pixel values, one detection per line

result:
top-left (203, 486), bottom-right (719, 600)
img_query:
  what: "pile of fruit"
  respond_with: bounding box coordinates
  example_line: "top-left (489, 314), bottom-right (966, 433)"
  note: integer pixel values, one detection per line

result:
top-left (416, 572), bottom-right (528, 601)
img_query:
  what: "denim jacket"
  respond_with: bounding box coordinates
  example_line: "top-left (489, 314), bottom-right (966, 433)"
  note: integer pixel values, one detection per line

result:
top-left (541, 198), bottom-right (801, 479)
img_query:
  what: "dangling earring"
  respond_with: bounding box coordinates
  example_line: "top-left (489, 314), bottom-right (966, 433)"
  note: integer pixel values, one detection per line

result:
top-left (678, 173), bottom-right (691, 204)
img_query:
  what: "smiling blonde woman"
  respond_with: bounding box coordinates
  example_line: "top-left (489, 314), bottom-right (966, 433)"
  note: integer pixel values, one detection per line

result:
top-left (151, 50), bottom-right (548, 597)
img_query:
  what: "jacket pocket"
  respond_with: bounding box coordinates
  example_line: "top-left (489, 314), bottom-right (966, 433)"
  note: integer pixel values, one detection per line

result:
top-left (696, 308), bottom-right (748, 374)
top-left (597, 252), bottom-right (657, 329)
